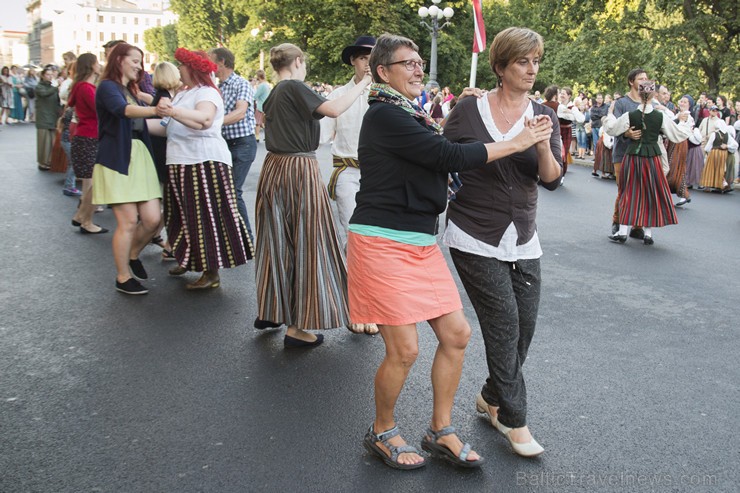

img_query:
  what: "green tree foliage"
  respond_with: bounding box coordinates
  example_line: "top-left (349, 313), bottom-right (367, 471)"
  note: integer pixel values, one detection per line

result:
top-left (169, 0), bottom-right (251, 49)
top-left (150, 0), bottom-right (737, 99)
top-left (143, 24), bottom-right (179, 62)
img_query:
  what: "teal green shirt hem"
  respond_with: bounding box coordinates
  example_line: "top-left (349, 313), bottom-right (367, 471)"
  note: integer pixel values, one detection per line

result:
top-left (349, 224), bottom-right (436, 246)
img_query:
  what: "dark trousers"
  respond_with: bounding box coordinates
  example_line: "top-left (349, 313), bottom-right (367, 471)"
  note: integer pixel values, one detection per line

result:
top-left (227, 135), bottom-right (257, 240)
top-left (450, 249), bottom-right (541, 428)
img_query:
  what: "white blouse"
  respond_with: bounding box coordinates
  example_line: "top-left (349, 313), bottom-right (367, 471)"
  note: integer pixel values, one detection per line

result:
top-left (442, 96), bottom-right (542, 262)
top-left (603, 104), bottom-right (694, 145)
top-left (165, 86), bottom-right (232, 166)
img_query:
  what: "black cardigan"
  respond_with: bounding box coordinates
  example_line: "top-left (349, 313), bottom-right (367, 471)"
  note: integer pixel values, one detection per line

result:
top-left (351, 102), bottom-right (488, 235)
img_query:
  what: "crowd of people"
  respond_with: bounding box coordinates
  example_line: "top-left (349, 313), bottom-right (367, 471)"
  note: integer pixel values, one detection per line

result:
top-left (16, 24), bottom-right (738, 473)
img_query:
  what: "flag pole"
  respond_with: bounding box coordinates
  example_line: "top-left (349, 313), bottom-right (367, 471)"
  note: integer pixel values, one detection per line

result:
top-left (469, 52), bottom-right (478, 88)
top-left (470, 0), bottom-right (485, 89)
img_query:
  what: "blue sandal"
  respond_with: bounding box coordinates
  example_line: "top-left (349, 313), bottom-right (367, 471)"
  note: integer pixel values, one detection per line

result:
top-left (363, 425), bottom-right (426, 470)
top-left (421, 426), bottom-right (484, 468)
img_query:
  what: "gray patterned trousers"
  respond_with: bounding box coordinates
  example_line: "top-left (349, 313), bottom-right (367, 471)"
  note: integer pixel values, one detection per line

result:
top-left (450, 249), bottom-right (541, 428)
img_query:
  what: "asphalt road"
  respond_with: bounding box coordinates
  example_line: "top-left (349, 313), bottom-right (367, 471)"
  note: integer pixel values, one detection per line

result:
top-left (1, 122), bottom-right (738, 493)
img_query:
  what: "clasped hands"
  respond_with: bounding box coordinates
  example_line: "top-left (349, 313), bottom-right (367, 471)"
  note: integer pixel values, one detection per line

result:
top-left (520, 114), bottom-right (553, 147)
top-left (155, 97), bottom-right (175, 118)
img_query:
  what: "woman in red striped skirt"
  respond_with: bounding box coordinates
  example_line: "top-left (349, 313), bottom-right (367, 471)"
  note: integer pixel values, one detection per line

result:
top-left (253, 43), bottom-right (372, 348)
top-left (604, 81), bottom-right (693, 245)
top-left (151, 48), bottom-right (253, 290)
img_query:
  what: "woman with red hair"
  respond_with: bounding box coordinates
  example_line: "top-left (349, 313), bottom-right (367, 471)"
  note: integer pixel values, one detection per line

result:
top-left (93, 43), bottom-right (162, 294)
top-left (151, 48), bottom-right (253, 290)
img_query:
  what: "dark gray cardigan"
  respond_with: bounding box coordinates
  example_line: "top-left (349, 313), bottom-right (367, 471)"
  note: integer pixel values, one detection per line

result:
top-left (443, 96), bottom-right (562, 247)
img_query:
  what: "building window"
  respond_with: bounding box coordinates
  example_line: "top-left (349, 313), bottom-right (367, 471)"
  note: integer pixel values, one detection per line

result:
top-left (87, 32), bottom-right (91, 41)
top-left (134, 18), bottom-right (138, 25)
top-left (98, 15), bottom-right (103, 23)
top-left (99, 32), bottom-right (104, 41)
top-left (145, 53), bottom-right (151, 64)
top-left (122, 33), bottom-right (127, 42)
top-left (134, 33), bottom-right (139, 43)
top-left (156, 19), bottom-right (161, 27)
top-left (145, 18), bottom-right (150, 26)
top-left (111, 16), bottom-right (115, 24)
top-left (110, 32), bottom-right (115, 40)
top-left (86, 14), bottom-right (90, 22)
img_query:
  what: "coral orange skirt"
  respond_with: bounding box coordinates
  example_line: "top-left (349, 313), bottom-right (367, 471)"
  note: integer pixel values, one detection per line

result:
top-left (347, 232), bottom-right (462, 326)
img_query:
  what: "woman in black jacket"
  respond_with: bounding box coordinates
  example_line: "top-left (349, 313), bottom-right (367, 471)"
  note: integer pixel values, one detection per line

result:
top-left (349, 33), bottom-right (552, 470)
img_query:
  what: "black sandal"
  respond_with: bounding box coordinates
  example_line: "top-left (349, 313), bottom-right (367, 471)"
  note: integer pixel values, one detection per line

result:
top-left (151, 235), bottom-right (167, 249)
top-left (152, 235), bottom-right (176, 261)
top-left (363, 425), bottom-right (426, 470)
top-left (421, 426), bottom-right (484, 468)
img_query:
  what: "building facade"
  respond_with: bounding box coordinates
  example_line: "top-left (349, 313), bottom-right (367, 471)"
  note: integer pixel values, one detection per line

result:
top-left (0, 31), bottom-right (30, 67)
top-left (26, 0), bottom-right (177, 66)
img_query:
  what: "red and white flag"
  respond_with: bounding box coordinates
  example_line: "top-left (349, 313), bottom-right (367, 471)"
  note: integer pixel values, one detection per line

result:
top-left (472, 0), bottom-right (486, 53)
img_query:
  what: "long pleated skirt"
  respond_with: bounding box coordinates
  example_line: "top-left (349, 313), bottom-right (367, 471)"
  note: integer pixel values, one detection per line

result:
top-left (254, 152), bottom-right (349, 330)
top-left (618, 154), bottom-right (678, 228)
top-left (561, 126), bottom-right (573, 169)
top-left (699, 149), bottom-right (727, 189)
top-left (165, 161), bottom-right (253, 273)
top-left (724, 153), bottom-right (735, 187)
top-left (594, 137), bottom-right (614, 174)
top-left (685, 144), bottom-right (704, 185)
top-left (666, 140), bottom-right (689, 199)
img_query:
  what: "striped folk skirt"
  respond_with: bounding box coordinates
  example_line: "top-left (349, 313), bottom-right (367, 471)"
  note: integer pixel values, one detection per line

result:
top-left (254, 153), bottom-right (349, 330)
top-left (594, 137), bottom-right (614, 174)
top-left (560, 125), bottom-right (573, 169)
top-left (666, 140), bottom-right (689, 199)
top-left (685, 144), bottom-right (704, 185)
top-left (618, 154), bottom-right (678, 228)
top-left (165, 161), bottom-right (253, 272)
top-left (699, 149), bottom-right (728, 189)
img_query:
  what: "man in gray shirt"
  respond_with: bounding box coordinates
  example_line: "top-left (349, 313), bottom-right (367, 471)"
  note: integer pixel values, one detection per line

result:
top-left (606, 68), bottom-right (648, 238)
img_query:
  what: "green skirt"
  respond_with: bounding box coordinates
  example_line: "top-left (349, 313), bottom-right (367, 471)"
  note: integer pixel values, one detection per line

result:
top-left (92, 140), bottom-right (162, 205)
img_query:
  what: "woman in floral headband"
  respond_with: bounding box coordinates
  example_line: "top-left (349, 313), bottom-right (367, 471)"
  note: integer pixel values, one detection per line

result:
top-left (150, 47), bottom-right (253, 290)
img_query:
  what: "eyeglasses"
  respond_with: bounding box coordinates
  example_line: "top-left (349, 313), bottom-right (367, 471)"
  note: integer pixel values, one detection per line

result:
top-left (386, 59), bottom-right (426, 72)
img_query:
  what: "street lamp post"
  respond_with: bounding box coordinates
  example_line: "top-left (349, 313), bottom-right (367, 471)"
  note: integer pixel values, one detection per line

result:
top-left (418, 0), bottom-right (454, 90)
top-left (250, 27), bottom-right (273, 71)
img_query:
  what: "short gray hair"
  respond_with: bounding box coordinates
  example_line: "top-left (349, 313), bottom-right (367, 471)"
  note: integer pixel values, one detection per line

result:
top-left (369, 33), bottom-right (419, 83)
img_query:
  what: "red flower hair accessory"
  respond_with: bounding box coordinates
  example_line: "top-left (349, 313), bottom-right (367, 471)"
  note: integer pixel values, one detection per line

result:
top-left (175, 47), bottom-right (217, 74)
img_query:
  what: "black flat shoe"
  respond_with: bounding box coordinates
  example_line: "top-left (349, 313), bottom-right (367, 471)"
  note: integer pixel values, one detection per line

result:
top-left (80, 225), bottom-right (109, 234)
top-left (254, 318), bottom-right (283, 330)
top-left (71, 219), bottom-right (81, 227)
top-left (674, 198), bottom-right (691, 207)
top-left (629, 228), bottom-right (645, 240)
top-left (608, 233), bottom-right (627, 243)
top-left (129, 258), bottom-right (148, 281)
top-left (115, 278), bottom-right (148, 295)
top-left (284, 334), bottom-right (324, 348)
top-left (643, 236), bottom-right (654, 245)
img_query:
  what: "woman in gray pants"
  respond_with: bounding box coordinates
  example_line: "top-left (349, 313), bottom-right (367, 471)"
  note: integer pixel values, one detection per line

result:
top-left (442, 27), bottom-right (562, 457)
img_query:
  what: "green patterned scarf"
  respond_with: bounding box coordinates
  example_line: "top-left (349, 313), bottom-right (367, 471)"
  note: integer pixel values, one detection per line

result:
top-left (367, 83), bottom-right (442, 134)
